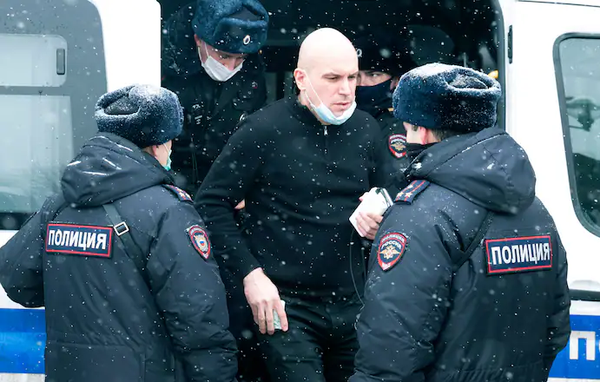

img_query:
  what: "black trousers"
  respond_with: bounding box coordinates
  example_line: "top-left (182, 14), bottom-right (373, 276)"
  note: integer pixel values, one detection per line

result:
top-left (257, 293), bottom-right (362, 382)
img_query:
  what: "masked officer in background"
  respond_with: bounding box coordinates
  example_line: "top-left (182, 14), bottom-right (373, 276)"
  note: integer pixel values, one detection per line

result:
top-left (0, 85), bottom-right (237, 382)
top-left (162, 0), bottom-right (269, 195)
top-left (350, 63), bottom-right (571, 382)
top-left (354, 29), bottom-right (416, 178)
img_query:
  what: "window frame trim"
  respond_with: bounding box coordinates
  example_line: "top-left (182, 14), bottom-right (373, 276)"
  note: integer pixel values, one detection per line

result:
top-left (553, 32), bottom-right (600, 237)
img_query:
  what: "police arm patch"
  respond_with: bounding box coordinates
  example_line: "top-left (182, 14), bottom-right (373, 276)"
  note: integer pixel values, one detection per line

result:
top-left (187, 225), bottom-right (211, 260)
top-left (377, 232), bottom-right (407, 271)
top-left (388, 134), bottom-right (407, 159)
top-left (485, 235), bottom-right (553, 275)
top-left (45, 223), bottom-right (113, 258)
top-left (163, 184), bottom-right (192, 202)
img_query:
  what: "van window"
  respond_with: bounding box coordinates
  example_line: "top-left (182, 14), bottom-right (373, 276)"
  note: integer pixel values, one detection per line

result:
top-left (555, 36), bottom-right (600, 236)
top-left (0, 34), bottom-right (68, 87)
top-left (0, 95), bottom-right (73, 213)
top-left (0, 0), bottom-right (106, 230)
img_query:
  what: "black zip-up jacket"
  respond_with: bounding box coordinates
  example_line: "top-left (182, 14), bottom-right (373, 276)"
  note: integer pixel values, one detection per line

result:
top-left (196, 97), bottom-right (390, 297)
top-left (0, 133), bottom-right (237, 382)
top-left (350, 128), bottom-right (571, 382)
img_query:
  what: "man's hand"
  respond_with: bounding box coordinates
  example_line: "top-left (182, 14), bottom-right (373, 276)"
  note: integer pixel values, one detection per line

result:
top-left (355, 192), bottom-right (383, 240)
top-left (235, 200), bottom-right (246, 210)
top-left (243, 268), bottom-right (288, 335)
top-left (355, 212), bottom-right (383, 240)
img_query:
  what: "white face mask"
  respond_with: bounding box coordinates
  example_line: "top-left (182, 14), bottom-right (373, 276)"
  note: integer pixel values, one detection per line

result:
top-left (199, 42), bottom-right (243, 82)
top-left (304, 72), bottom-right (357, 125)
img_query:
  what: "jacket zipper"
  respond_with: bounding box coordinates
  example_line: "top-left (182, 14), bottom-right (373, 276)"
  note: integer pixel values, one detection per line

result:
top-left (323, 125), bottom-right (329, 157)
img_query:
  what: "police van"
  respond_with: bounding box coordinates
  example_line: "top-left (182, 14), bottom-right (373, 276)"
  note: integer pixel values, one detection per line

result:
top-left (0, 0), bottom-right (599, 380)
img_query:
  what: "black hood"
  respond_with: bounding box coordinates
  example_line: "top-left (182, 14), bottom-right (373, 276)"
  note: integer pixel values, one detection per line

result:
top-left (409, 128), bottom-right (536, 214)
top-left (61, 133), bottom-right (172, 207)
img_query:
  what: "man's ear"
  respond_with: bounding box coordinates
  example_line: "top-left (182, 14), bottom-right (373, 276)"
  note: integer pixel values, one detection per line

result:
top-left (147, 145), bottom-right (161, 159)
top-left (142, 145), bottom-right (156, 158)
top-left (422, 127), bottom-right (441, 144)
top-left (294, 68), bottom-right (306, 92)
top-left (418, 126), bottom-right (430, 145)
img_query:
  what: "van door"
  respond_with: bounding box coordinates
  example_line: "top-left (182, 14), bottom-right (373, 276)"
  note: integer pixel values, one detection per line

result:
top-left (0, 0), bottom-right (106, 380)
top-left (500, 0), bottom-right (600, 380)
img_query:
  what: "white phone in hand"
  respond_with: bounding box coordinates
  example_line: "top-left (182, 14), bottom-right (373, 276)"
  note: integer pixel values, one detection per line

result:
top-left (349, 187), bottom-right (393, 237)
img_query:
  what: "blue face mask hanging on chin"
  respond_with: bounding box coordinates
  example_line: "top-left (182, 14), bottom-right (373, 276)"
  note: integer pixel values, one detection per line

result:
top-left (304, 73), bottom-right (357, 125)
top-left (162, 144), bottom-right (172, 171)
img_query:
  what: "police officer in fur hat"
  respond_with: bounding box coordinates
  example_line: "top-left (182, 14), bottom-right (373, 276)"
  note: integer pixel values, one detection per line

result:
top-left (350, 63), bottom-right (570, 382)
top-left (161, 0), bottom-right (269, 196)
top-left (354, 29), bottom-right (416, 178)
top-left (162, 3), bottom-right (271, 380)
top-left (0, 85), bottom-right (238, 382)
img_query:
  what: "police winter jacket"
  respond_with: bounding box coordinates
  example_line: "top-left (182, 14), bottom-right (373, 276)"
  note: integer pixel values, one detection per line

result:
top-left (196, 97), bottom-right (391, 297)
top-left (376, 108), bottom-right (410, 179)
top-left (350, 128), bottom-right (571, 382)
top-left (0, 133), bottom-right (237, 382)
top-left (161, 3), bottom-right (267, 195)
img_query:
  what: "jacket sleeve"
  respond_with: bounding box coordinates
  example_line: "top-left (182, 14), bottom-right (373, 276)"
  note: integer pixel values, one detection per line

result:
top-left (350, 208), bottom-right (453, 382)
top-left (543, 233), bottom-right (571, 372)
top-left (195, 118), bottom-right (266, 281)
top-left (147, 202), bottom-right (237, 382)
top-left (0, 211), bottom-right (45, 308)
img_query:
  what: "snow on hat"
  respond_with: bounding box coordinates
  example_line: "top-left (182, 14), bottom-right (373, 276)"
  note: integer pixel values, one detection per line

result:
top-left (95, 85), bottom-right (183, 148)
top-left (393, 63), bottom-right (501, 133)
top-left (192, 0), bottom-right (269, 54)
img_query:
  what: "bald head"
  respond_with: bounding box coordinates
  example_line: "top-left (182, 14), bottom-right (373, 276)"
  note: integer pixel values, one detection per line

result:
top-left (294, 28), bottom-right (359, 121)
top-left (298, 28), bottom-right (358, 71)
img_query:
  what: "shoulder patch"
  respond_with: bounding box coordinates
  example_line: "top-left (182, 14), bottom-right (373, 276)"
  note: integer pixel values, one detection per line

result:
top-left (377, 233), bottom-right (407, 271)
top-left (163, 184), bottom-right (192, 202)
top-left (45, 223), bottom-right (112, 258)
top-left (485, 235), bottom-right (553, 275)
top-left (395, 180), bottom-right (430, 204)
top-left (187, 225), bottom-right (211, 260)
top-left (388, 134), bottom-right (407, 159)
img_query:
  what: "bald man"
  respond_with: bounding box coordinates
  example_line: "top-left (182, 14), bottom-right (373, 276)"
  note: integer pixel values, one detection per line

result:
top-left (195, 27), bottom-right (391, 382)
